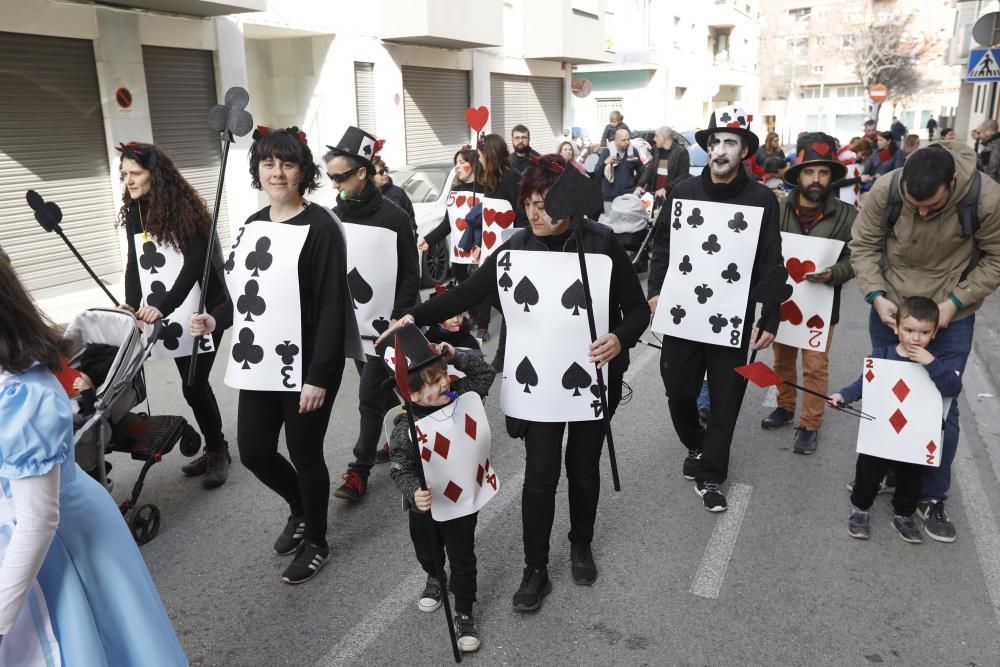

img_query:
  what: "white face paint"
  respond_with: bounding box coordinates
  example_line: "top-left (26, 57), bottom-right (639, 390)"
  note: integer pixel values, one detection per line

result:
top-left (707, 131), bottom-right (745, 183)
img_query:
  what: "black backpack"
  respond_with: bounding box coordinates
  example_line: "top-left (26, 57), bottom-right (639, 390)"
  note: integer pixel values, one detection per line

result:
top-left (880, 168), bottom-right (982, 280)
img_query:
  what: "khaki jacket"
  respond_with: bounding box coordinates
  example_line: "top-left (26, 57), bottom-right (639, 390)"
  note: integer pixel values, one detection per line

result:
top-left (849, 141), bottom-right (1000, 320)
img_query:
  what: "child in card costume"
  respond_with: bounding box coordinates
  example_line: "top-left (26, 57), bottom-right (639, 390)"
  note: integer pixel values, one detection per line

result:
top-left (381, 154), bottom-right (649, 612)
top-left (761, 133), bottom-right (856, 454)
top-left (191, 127), bottom-right (363, 585)
top-left (322, 127), bottom-right (421, 502)
top-left (830, 297), bottom-right (963, 544)
top-left (647, 107), bottom-right (784, 513)
top-left (118, 142), bottom-right (233, 488)
top-left (0, 258), bottom-right (186, 666)
top-left (383, 324), bottom-right (496, 653)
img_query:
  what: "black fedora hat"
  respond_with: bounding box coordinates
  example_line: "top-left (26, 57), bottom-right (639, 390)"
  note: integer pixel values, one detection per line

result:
top-left (783, 132), bottom-right (847, 185)
top-left (694, 106), bottom-right (760, 157)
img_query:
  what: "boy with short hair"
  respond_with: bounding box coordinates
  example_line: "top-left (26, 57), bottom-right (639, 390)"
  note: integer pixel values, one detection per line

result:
top-left (388, 339), bottom-right (496, 653)
top-left (830, 296), bottom-right (963, 543)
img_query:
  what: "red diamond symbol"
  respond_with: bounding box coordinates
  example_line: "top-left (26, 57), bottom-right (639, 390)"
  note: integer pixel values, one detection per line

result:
top-left (433, 433), bottom-right (450, 459)
top-left (891, 379), bottom-right (910, 402)
top-left (865, 369), bottom-right (875, 383)
top-left (465, 414), bottom-right (477, 440)
top-left (927, 441), bottom-right (937, 453)
top-left (889, 408), bottom-right (908, 434)
top-left (443, 481), bottom-right (463, 502)
top-left (421, 447), bottom-right (432, 462)
top-left (477, 464), bottom-right (485, 485)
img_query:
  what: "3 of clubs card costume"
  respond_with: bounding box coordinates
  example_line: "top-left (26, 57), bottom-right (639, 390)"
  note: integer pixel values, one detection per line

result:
top-left (648, 107), bottom-right (784, 491)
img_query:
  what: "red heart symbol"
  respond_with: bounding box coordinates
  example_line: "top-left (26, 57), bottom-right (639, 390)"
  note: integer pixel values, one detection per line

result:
top-left (483, 230), bottom-right (496, 249)
top-left (785, 258), bottom-right (815, 283)
top-left (455, 195), bottom-right (466, 208)
top-left (470, 197), bottom-right (480, 207)
top-left (806, 314), bottom-right (825, 329)
top-left (780, 300), bottom-right (803, 325)
top-left (496, 210), bottom-right (516, 228)
top-left (464, 106), bottom-right (489, 132)
top-left (455, 217), bottom-right (467, 231)
top-left (810, 142), bottom-right (831, 156)
top-left (484, 207), bottom-right (496, 224)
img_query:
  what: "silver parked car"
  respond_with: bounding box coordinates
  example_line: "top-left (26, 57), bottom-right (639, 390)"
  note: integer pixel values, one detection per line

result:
top-left (390, 162), bottom-right (456, 287)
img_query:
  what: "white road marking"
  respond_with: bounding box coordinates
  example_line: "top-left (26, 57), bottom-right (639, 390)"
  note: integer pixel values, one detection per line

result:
top-left (689, 482), bottom-right (753, 599)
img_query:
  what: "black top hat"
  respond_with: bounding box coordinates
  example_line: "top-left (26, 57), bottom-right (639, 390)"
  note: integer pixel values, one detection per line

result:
top-left (783, 132), bottom-right (848, 185)
top-left (375, 322), bottom-right (444, 377)
top-left (326, 126), bottom-right (382, 170)
top-left (694, 106), bottom-right (760, 157)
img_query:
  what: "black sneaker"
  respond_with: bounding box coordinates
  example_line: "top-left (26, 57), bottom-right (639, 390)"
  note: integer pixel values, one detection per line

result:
top-left (891, 515), bottom-right (923, 544)
top-left (334, 471), bottom-right (367, 501)
top-left (374, 443), bottom-right (390, 465)
top-left (848, 508), bottom-right (870, 539)
top-left (570, 543), bottom-right (597, 586)
top-left (281, 541), bottom-right (330, 584)
top-left (181, 451), bottom-right (209, 477)
top-left (512, 567), bottom-right (551, 612)
top-left (454, 613), bottom-right (481, 652)
top-left (792, 427), bottom-right (818, 455)
top-left (918, 500), bottom-right (957, 543)
top-left (682, 449), bottom-right (702, 481)
top-left (273, 515), bottom-right (306, 556)
top-left (761, 407), bottom-right (794, 430)
top-left (695, 480), bottom-right (727, 512)
top-left (418, 575), bottom-right (443, 613)
top-left (202, 449), bottom-right (231, 489)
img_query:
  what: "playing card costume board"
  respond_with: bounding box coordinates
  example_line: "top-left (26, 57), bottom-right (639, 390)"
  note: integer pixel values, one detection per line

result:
top-left (650, 198), bottom-right (762, 348)
top-left (839, 163), bottom-right (865, 208)
top-left (413, 392), bottom-right (498, 521)
top-left (343, 223), bottom-right (397, 356)
top-left (223, 221), bottom-right (309, 391)
top-left (856, 358), bottom-right (949, 467)
top-left (774, 233), bottom-right (844, 352)
top-left (496, 249), bottom-right (612, 422)
top-left (445, 190), bottom-right (480, 265)
top-left (134, 235), bottom-right (214, 360)
top-left (481, 196), bottom-right (517, 261)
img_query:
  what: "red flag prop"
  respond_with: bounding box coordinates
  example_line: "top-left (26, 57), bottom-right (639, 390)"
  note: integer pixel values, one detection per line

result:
top-left (393, 334), bottom-right (411, 404)
top-left (734, 361), bottom-right (785, 388)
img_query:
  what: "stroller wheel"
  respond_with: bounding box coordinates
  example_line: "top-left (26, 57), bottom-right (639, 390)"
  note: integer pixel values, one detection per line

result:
top-left (128, 504), bottom-right (162, 545)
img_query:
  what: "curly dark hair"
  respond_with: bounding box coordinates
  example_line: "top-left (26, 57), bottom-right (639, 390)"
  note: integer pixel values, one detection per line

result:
top-left (0, 258), bottom-right (74, 374)
top-left (116, 143), bottom-right (212, 253)
top-left (249, 127), bottom-right (321, 196)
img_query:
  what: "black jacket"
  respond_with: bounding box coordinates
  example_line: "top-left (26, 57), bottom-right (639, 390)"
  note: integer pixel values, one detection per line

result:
top-left (381, 181), bottom-right (416, 229)
top-left (648, 166), bottom-right (784, 335)
top-left (636, 144), bottom-right (691, 194)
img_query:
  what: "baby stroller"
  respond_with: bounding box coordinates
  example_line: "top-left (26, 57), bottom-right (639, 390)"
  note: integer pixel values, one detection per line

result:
top-left (599, 194), bottom-right (654, 274)
top-left (65, 308), bottom-right (201, 545)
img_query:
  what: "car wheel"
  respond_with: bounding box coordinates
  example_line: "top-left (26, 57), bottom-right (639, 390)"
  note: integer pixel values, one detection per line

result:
top-left (421, 239), bottom-right (451, 287)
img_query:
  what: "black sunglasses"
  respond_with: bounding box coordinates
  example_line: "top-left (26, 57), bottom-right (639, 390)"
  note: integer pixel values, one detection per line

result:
top-left (327, 167), bottom-right (359, 183)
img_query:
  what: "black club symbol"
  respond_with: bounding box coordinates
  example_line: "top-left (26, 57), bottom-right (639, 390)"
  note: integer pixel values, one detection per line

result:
top-left (147, 280), bottom-right (168, 309)
top-left (224, 251), bottom-right (236, 274)
top-left (678, 255), bottom-right (693, 275)
top-left (139, 241), bottom-right (166, 274)
top-left (687, 208), bottom-right (704, 228)
top-left (730, 315), bottom-right (743, 329)
top-left (232, 327), bottom-right (264, 370)
top-left (721, 263), bottom-right (741, 284)
top-left (670, 305), bottom-right (686, 325)
top-left (728, 212), bottom-right (748, 233)
top-left (159, 320), bottom-right (183, 351)
top-left (694, 283), bottom-right (714, 304)
top-left (673, 217), bottom-right (681, 230)
top-left (245, 237), bottom-right (273, 277)
top-left (275, 340), bottom-right (300, 365)
top-left (702, 234), bottom-right (721, 255)
top-left (719, 112), bottom-right (732, 123)
top-left (709, 313), bottom-right (728, 333)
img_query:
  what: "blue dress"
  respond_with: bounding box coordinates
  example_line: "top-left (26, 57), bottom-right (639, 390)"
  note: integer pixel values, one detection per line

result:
top-left (0, 366), bottom-right (187, 666)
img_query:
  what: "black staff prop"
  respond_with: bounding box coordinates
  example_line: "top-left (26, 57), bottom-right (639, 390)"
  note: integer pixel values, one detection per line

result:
top-left (26, 190), bottom-right (120, 306)
top-left (187, 87), bottom-right (254, 385)
top-left (731, 265), bottom-right (793, 407)
top-left (389, 333), bottom-right (462, 663)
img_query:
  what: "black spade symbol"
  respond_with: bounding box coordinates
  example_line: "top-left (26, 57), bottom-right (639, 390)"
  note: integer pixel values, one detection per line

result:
top-left (561, 280), bottom-right (587, 316)
top-left (347, 268), bottom-right (374, 308)
top-left (499, 272), bottom-right (514, 292)
top-left (561, 362), bottom-right (592, 397)
top-left (515, 357), bottom-right (538, 393)
top-left (513, 276), bottom-right (539, 312)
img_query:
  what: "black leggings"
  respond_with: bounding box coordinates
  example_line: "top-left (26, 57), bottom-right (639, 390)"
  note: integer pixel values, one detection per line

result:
top-left (172, 330), bottom-right (226, 453)
top-left (236, 368), bottom-right (343, 547)
top-left (409, 510), bottom-right (478, 614)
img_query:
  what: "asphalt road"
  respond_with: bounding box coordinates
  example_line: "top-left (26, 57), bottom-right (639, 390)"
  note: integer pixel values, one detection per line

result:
top-left (106, 281), bottom-right (1000, 666)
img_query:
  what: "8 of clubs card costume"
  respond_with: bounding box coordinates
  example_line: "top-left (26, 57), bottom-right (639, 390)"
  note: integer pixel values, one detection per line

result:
top-left (647, 107), bottom-right (784, 512)
top-left (402, 154), bottom-right (649, 611)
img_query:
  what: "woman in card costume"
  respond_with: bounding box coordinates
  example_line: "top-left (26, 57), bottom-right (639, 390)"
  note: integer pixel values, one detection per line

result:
top-left (380, 154), bottom-right (649, 612)
top-left (190, 127), bottom-right (362, 585)
top-left (419, 147), bottom-right (480, 276)
top-left (118, 142), bottom-right (233, 488)
top-left (0, 257), bottom-right (187, 666)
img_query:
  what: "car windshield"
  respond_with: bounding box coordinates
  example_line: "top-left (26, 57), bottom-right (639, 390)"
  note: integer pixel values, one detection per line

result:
top-left (391, 165), bottom-right (452, 204)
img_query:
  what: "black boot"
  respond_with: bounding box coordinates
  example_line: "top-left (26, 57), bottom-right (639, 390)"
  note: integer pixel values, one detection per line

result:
top-left (512, 566), bottom-right (551, 612)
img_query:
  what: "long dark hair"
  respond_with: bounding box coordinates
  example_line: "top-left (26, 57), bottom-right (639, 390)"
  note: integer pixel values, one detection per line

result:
top-left (0, 259), bottom-right (74, 374)
top-left (479, 133), bottom-right (511, 193)
top-left (116, 143), bottom-right (212, 253)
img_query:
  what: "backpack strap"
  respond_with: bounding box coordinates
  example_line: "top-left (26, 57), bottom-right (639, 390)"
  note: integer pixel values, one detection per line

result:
top-left (958, 170), bottom-right (982, 281)
top-left (878, 170), bottom-right (904, 267)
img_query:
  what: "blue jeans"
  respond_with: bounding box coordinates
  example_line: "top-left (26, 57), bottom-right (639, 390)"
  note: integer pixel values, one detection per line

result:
top-left (867, 308), bottom-right (975, 501)
top-left (697, 379), bottom-right (710, 410)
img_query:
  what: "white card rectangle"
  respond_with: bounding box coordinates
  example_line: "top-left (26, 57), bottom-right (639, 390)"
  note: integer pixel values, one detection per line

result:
top-left (839, 163), bottom-right (865, 208)
top-left (774, 232), bottom-right (844, 352)
top-left (446, 190), bottom-right (479, 265)
top-left (343, 223), bottom-right (397, 356)
top-left (481, 196), bottom-right (517, 261)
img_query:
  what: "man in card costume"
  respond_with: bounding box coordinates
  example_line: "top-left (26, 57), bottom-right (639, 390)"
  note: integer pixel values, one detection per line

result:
top-left (384, 324), bottom-right (496, 653)
top-left (647, 106), bottom-right (783, 513)
top-left (323, 127), bottom-right (420, 502)
top-left (761, 132), bottom-right (856, 454)
top-left (192, 127), bottom-right (363, 585)
top-left (378, 154), bottom-right (649, 612)
top-left (850, 142), bottom-right (1000, 542)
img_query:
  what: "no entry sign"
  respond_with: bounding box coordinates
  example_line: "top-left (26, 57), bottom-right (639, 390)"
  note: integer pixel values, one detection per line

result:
top-left (115, 87), bottom-right (133, 110)
top-left (868, 84), bottom-right (888, 104)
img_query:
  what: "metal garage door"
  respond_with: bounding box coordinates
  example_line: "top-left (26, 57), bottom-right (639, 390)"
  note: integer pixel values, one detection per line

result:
top-left (0, 31), bottom-right (119, 292)
top-left (143, 46), bottom-right (230, 246)
top-left (402, 66), bottom-right (469, 165)
top-left (490, 74), bottom-right (565, 155)
top-left (355, 62), bottom-right (376, 133)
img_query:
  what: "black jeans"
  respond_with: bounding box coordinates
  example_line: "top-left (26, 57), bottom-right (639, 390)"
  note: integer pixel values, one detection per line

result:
top-left (172, 330), bottom-right (227, 453)
top-left (660, 335), bottom-right (748, 483)
top-left (520, 375), bottom-right (622, 569)
top-left (409, 510), bottom-right (478, 614)
top-left (348, 357), bottom-right (398, 477)
top-left (851, 454), bottom-right (923, 516)
top-left (236, 364), bottom-right (343, 548)
top-left (452, 263), bottom-right (493, 331)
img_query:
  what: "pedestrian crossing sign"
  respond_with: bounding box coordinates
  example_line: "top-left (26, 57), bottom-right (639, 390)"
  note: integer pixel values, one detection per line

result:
top-left (967, 48), bottom-right (1000, 82)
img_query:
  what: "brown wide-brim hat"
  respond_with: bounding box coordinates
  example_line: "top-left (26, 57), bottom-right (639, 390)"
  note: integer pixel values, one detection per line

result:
top-left (783, 132), bottom-right (848, 185)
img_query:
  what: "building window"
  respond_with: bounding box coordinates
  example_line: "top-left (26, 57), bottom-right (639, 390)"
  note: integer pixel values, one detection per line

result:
top-left (842, 35), bottom-right (854, 48)
top-left (815, 36), bottom-right (825, 47)
top-left (675, 87), bottom-right (687, 100)
top-left (787, 7), bottom-right (811, 19)
top-left (812, 64), bottom-right (824, 74)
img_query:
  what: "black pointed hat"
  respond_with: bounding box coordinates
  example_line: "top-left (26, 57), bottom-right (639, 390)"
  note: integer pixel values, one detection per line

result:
top-left (543, 159), bottom-right (603, 220)
top-left (694, 106), bottom-right (759, 157)
top-left (375, 322), bottom-right (444, 377)
top-left (783, 132), bottom-right (848, 185)
top-left (326, 126), bottom-right (382, 170)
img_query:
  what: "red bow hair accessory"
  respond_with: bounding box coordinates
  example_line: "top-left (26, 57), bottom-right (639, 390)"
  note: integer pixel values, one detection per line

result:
top-left (114, 141), bottom-right (144, 154)
top-left (372, 138), bottom-right (386, 155)
top-left (252, 125), bottom-right (271, 141)
top-left (296, 130), bottom-right (307, 145)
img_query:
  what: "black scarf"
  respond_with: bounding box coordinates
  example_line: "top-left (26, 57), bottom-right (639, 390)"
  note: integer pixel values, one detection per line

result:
top-left (700, 161), bottom-right (750, 199)
top-left (336, 180), bottom-right (382, 218)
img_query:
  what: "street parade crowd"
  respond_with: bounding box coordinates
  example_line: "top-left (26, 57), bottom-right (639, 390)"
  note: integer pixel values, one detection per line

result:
top-left (2, 96), bottom-right (1000, 664)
